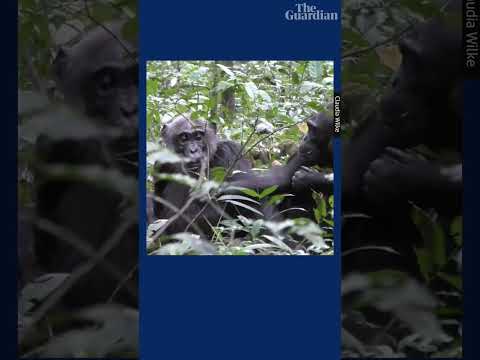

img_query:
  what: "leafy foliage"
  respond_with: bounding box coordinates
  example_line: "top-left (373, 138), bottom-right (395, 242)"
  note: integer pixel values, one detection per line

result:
top-left (147, 61), bottom-right (334, 256)
top-left (18, 1), bottom-right (138, 357)
top-left (341, 0), bottom-right (462, 357)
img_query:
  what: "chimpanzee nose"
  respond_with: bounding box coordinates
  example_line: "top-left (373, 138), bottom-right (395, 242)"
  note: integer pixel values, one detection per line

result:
top-left (190, 147), bottom-right (199, 154)
top-left (121, 105), bottom-right (138, 118)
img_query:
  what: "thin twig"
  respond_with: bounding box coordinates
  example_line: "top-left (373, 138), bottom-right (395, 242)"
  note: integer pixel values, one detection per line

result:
top-left (150, 193), bottom-right (207, 239)
top-left (34, 218), bottom-right (137, 297)
top-left (342, 24), bottom-right (414, 59)
top-left (83, 0), bottom-right (134, 58)
top-left (20, 219), bottom-right (135, 344)
top-left (108, 264), bottom-right (138, 304)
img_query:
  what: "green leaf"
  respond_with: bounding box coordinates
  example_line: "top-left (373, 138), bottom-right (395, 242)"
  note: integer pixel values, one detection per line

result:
top-left (223, 200), bottom-right (263, 216)
top-left (259, 185), bottom-right (278, 200)
top-left (30, 305), bottom-right (139, 357)
top-left (266, 194), bottom-right (288, 206)
top-left (149, 148), bottom-right (183, 165)
top-left (218, 194), bottom-right (260, 205)
top-left (437, 272), bottom-right (462, 291)
top-left (216, 63), bottom-right (235, 78)
top-left (314, 196), bottom-right (327, 222)
top-left (411, 205), bottom-right (447, 271)
top-left (239, 188), bottom-right (261, 199)
top-left (214, 80), bottom-right (234, 93)
top-left (449, 216), bottom-right (462, 246)
top-left (244, 81), bottom-right (258, 100)
top-left (261, 235), bottom-right (293, 253)
top-left (415, 248), bottom-right (434, 282)
top-left (20, 106), bottom-right (122, 144)
top-left (19, 273), bottom-right (70, 315)
top-left (210, 166), bottom-right (226, 182)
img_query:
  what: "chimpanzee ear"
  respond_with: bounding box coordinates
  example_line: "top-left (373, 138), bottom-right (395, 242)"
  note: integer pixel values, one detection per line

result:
top-left (398, 39), bottom-right (422, 64)
top-left (160, 123), bottom-right (176, 149)
top-left (52, 47), bottom-right (70, 82)
top-left (161, 123), bottom-right (168, 135)
top-left (307, 116), bottom-right (317, 133)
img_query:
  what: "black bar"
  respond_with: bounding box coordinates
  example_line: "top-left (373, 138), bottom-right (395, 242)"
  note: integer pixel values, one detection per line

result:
top-left (464, 0), bottom-right (480, 78)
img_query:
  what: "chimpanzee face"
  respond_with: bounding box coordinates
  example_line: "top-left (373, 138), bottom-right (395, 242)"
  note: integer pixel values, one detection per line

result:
top-left (161, 115), bottom-right (218, 168)
top-left (174, 128), bottom-right (208, 162)
top-left (392, 20), bottom-right (461, 98)
top-left (53, 22), bottom-right (138, 136)
top-left (383, 20), bottom-right (462, 150)
top-left (298, 113), bottom-right (333, 167)
top-left (84, 62), bottom-right (139, 131)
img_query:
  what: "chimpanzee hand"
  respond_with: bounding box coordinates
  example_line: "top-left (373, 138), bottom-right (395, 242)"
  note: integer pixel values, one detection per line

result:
top-left (363, 147), bottom-right (442, 204)
top-left (292, 166), bottom-right (333, 192)
top-left (154, 161), bottom-right (180, 174)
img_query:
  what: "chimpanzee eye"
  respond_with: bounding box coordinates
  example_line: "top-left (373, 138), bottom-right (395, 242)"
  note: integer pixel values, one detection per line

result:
top-left (179, 133), bottom-right (188, 142)
top-left (97, 73), bottom-right (115, 95)
top-left (128, 63), bottom-right (139, 86)
top-left (194, 131), bottom-right (204, 141)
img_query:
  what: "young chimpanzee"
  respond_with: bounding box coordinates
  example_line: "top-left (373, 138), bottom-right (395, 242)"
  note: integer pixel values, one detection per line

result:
top-left (225, 112), bottom-right (334, 219)
top-left (361, 18), bottom-right (462, 212)
top-left (32, 21), bottom-right (139, 308)
top-left (152, 114), bottom-right (251, 236)
top-left (291, 113), bottom-right (334, 194)
top-left (342, 18), bottom-right (463, 275)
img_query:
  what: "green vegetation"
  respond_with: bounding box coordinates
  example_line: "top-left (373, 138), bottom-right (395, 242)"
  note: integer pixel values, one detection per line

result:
top-left (147, 61), bottom-right (334, 256)
top-left (341, 1), bottom-right (462, 357)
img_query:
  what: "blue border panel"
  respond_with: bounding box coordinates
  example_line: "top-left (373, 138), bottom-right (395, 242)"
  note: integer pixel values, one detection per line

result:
top-left (140, 1), bottom-right (341, 359)
top-left (141, 1), bottom-right (340, 61)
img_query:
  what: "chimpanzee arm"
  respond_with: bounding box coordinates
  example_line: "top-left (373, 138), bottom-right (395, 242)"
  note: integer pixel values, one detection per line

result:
top-left (224, 112), bottom-right (333, 193)
top-left (292, 167), bottom-right (333, 195)
top-left (212, 140), bottom-right (251, 177)
top-left (342, 114), bottom-right (395, 207)
top-left (226, 152), bottom-right (304, 193)
top-left (363, 147), bottom-right (462, 213)
top-left (342, 84), bottom-right (437, 208)
top-left (152, 162), bottom-right (183, 218)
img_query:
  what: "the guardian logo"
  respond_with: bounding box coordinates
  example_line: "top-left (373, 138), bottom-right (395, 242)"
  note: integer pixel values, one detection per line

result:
top-left (285, 3), bottom-right (338, 21)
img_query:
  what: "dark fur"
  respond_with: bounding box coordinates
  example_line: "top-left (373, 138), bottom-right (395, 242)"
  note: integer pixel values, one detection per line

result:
top-left (153, 115), bottom-right (251, 236)
top-left (33, 22), bottom-right (138, 307)
top-left (226, 112), bottom-right (334, 219)
top-left (342, 19), bottom-right (463, 275)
